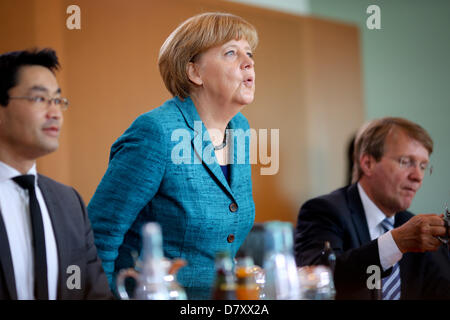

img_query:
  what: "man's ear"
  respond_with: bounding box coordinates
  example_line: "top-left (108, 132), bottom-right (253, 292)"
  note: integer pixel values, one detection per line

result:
top-left (360, 153), bottom-right (375, 177)
top-left (186, 62), bottom-right (202, 86)
top-left (0, 107), bottom-right (5, 124)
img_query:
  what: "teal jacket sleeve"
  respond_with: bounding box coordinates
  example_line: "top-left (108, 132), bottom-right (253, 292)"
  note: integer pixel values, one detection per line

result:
top-left (87, 113), bottom-right (167, 286)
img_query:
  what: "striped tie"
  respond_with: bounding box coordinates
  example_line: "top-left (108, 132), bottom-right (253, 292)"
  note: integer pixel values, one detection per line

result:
top-left (380, 218), bottom-right (401, 300)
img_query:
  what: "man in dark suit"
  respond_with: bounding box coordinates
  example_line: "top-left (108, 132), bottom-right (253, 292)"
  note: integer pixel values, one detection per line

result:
top-left (0, 48), bottom-right (112, 299)
top-left (295, 117), bottom-right (450, 300)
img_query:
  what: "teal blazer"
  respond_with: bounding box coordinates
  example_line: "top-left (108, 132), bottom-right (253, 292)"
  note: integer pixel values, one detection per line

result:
top-left (88, 96), bottom-right (255, 299)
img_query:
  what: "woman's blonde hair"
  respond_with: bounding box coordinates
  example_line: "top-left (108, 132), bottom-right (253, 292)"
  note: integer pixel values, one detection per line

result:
top-left (158, 12), bottom-right (258, 99)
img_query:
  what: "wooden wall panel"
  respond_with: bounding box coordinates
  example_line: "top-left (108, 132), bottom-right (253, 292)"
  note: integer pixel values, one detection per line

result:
top-left (0, 0), bottom-right (364, 224)
top-left (300, 17), bottom-right (364, 201)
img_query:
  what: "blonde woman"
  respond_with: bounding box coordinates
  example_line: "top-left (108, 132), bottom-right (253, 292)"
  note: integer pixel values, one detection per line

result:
top-left (88, 12), bottom-right (257, 299)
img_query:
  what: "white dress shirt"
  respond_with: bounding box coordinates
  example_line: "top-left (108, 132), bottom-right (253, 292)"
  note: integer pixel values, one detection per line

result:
top-left (357, 183), bottom-right (403, 271)
top-left (0, 161), bottom-right (58, 300)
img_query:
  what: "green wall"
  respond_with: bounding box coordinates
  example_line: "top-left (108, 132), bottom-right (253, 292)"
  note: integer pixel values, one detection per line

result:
top-left (309, 0), bottom-right (450, 214)
top-left (229, 0), bottom-right (449, 214)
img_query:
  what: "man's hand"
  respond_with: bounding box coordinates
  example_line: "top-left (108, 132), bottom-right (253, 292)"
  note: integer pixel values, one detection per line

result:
top-left (391, 214), bottom-right (447, 253)
top-left (438, 213), bottom-right (450, 247)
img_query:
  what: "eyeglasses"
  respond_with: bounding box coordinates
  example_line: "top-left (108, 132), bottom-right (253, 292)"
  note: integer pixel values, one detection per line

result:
top-left (389, 156), bottom-right (433, 176)
top-left (9, 96), bottom-right (69, 111)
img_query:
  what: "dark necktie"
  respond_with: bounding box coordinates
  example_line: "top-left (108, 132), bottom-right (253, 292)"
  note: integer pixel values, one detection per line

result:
top-left (12, 175), bottom-right (48, 300)
top-left (380, 218), bottom-right (401, 300)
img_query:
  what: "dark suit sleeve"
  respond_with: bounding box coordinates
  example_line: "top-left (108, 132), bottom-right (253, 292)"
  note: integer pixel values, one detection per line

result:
top-left (295, 197), bottom-right (390, 298)
top-left (73, 189), bottom-right (114, 299)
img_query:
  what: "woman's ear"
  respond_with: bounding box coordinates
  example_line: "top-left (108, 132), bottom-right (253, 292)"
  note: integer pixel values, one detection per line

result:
top-left (186, 62), bottom-right (203, 86)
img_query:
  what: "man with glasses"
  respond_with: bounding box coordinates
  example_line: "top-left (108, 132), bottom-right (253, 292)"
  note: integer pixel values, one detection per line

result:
top-left (0, 48), bottom-right (112, 299)
top-left (295, 117), bottom-right (450, 299)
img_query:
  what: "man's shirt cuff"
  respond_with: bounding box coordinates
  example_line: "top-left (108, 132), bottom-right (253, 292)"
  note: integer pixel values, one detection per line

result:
top-left (378, 231), bottom-right (403, 271)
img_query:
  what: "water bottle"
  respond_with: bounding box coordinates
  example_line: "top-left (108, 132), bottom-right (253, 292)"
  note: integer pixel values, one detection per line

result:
top-left (320, 241), bottom-right (336, 273)
top-left (211, 251), bottom-right (237, 300)
top-left (161, 258), bottom-right (188, 300)
top-left (298, 241), bottom-right (336, 300)
top-left (116, 222), bottom-right (170, 299)
top-left (235, 256), bottom-right (260, 300)
top-left (262, 221), bottom-right (301, 300)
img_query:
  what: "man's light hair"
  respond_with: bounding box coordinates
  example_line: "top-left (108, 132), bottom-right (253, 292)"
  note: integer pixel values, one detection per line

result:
top-left (352, 117), bottom-right (433, 183)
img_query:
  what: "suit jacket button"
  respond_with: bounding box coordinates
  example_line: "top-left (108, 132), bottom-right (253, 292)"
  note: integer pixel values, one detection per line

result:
top-left (229, 203), bottom-right (238, 212)
top-left (227, 234), bottom-right (235, 243)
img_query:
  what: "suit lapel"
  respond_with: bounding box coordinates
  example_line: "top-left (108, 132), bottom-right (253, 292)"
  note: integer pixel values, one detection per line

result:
top-left (394, 211), bottom-right (409, 228)
top-left (37, 175), bottom-right (66, 300)
top-left (175, 97), bottom-right (237, 201)
top-left (191, 124), bottom-right (234, 196)
top-left (228, 117), bottom-right (248, 192)
top-left (394, 211), bottom-right (410, 298)
top-left (0, 210), bottom-right (18, 299)
top-left (347, 184), bottom-right (372, 245)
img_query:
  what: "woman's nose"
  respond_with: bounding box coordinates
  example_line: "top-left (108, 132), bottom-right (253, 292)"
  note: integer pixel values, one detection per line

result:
top-left (241, 53), bottom-right (254, 70)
